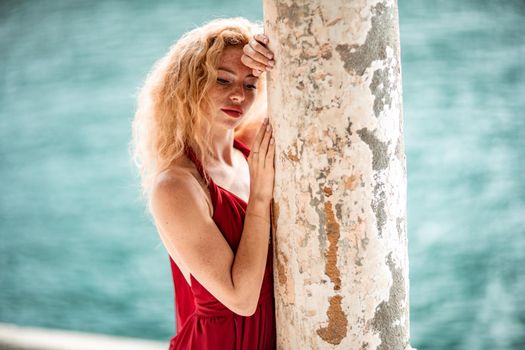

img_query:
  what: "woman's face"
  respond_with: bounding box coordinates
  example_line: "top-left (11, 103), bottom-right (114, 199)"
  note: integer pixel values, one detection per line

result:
top-left (207, 45), bottom-right (259, 130)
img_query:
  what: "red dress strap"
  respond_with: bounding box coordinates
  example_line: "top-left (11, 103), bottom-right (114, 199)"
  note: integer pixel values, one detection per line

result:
top-left (233, 138), bottom-right (251, 158)
top-left (183, 144), bottom-right (209, 183)
top-left (184, 139), bottom-right (251, 184)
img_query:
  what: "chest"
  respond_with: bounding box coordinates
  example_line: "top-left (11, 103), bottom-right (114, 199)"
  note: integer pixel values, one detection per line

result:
top-left (209, 153), bottom-right (250, 203)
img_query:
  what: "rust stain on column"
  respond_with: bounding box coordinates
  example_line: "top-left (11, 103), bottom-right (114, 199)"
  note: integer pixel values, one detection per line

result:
top-left (316, 194), bottom-right (348, 344)
top-left (272, 202), bottom-right (288, 287)
top-left (316, 295), bottom-right (348, 345)
top-left (276, 251), bottom-right (288, 287)
top-left (343, 174), bottom-right (359, 190)
top-left (286, 149), bottom-right (300, 162)
top-left (271, 201), bottom-right (279, 237)
top-left (323, 200), bottom-right (341, 290)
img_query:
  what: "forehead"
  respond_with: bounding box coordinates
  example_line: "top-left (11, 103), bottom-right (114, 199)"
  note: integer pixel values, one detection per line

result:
top-left (218, 45), bottom-right (243, 62)
top-left (217, 46), bottom-right (251, 74)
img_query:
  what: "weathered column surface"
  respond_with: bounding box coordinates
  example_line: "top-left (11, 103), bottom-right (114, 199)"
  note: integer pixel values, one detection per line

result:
top-left (264, 0), bottom-right (414, 349)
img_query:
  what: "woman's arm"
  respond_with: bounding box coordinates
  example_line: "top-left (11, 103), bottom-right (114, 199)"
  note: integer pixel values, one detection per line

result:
top-left (150, 119), bottom-right (275, 317)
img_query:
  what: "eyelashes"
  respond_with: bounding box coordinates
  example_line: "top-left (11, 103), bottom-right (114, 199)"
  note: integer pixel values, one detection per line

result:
top-left (216, 78), bottom-right (257, 90)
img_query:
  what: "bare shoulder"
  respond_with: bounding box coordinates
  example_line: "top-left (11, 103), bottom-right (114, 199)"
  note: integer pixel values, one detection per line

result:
top-left (153, 166), bottom-right (197, 197)
top-left (149, 164), bottom-right (218, 258)
top-left (151, 162), bottom-right (213, 218)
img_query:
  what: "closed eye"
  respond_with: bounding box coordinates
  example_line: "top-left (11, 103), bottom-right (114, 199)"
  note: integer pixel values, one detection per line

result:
top-left (245, 84), bottom-right (257, 90)
top-left (217, 78), bottom-right (230, 85)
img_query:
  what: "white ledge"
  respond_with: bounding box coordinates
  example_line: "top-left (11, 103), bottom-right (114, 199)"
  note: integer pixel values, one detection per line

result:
top-left (0, 323), bottom-right (167, 350)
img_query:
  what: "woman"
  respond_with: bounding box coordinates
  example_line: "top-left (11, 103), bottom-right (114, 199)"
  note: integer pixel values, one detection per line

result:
top-left (131, 18), bottom-right (276, 349)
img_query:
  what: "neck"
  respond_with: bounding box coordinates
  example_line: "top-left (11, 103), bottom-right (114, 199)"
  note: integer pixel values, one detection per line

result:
top-left (189, 126), bottom-right (236, 167)
top-left (210, 127), bottom-right (236, 166)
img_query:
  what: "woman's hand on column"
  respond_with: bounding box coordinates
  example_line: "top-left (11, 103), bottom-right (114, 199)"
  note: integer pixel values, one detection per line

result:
top-left (247, 117), bottom-right (275, 204)
top-left (241, 34), bottom-right (274, 77)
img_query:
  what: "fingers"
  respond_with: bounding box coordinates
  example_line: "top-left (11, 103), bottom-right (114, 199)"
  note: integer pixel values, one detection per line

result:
top-left (249, 37), bottom-right (273, 60)
top-left (243, 41), bottom-right (273, 70)
top-left (254, 34), bottom-right (269, 46)
top-left (240, 53), bottom-right (268, 73)
top-left (250, 118), bottom-right (268, 159)
top-left (241, 34), bottom-right (275, 74)
top-left (266, 136), bottom-right (275, 169)
top-left (259, 122), bottom-right (272, 167)
top-left (241, 45), bottom-right (274, 70)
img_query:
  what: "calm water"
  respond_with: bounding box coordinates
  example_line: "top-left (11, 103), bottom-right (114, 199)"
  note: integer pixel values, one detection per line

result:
top-left (1, 1), bottom-right (524, 349)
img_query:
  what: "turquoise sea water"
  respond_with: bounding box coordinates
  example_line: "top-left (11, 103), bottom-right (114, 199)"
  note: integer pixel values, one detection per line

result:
top-left (1, 1), bottom-right (524, 349)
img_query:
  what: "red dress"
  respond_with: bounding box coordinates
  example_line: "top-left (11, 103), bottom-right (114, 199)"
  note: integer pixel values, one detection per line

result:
top-left (168, 139), bottom-right (276, 350)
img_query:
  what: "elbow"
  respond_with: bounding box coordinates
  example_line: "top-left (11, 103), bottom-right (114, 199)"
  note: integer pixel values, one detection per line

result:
top-left (230, 294), bottom-right (258, 317)
top-left (236, 303), bottom-right (257, 317)
top-left (242, 300), bottom-right (258, 317)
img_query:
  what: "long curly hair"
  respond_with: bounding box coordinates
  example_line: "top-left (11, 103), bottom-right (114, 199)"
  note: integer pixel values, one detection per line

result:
top-left (130, 17), bottom-right (263, 203)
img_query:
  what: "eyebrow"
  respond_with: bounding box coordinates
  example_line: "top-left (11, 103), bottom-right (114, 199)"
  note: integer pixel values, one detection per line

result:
top-left (218, 67), bottom-right (257, 78)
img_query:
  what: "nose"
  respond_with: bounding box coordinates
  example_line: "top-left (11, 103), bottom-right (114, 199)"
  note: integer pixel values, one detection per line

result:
top-left (229, 84), bottom-right (245, 103)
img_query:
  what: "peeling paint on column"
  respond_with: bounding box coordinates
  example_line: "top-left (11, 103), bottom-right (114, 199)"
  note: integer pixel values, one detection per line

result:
top-left (275, 2), bottom-right (311, 29)
top-left (286, 149), bottom-right (300, 162)
top-left (264, 0), bottom-right (413, 348)
top-left (343, 174), bottom-right (359, 191)
top-left (356, 128), bottom-right (389, 171)
top-left (370, 68), bottom-right (393, 118)
top-left (371, 182), bottom-right (387, 237)
top-left (276, 250), bottom-right (288, 288)
top-left (271, 202), bottom-right (285, 287)
top-left (272, 201), bottom-right (295, 306)
top-left (396, 217), bottom-right (403, 239)
top-left (335, 2), bottom-right (399, 77)
top-left (311, 191), bottom-right (327, 253)
top-left (371, 253), bottom-right (409, 350)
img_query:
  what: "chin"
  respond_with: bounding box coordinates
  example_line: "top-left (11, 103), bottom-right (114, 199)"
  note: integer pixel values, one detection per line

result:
top-left (234, 114), bottom-right (263, 146)
top-left (215, 115), bottom-right (244, 131)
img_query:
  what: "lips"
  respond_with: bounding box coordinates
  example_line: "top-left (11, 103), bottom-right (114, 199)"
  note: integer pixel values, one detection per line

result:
top-left (221, 106), bottom-right (243, 118)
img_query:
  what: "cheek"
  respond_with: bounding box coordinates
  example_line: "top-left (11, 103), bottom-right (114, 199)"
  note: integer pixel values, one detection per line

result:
top-left (245, 91), bottom-right (257, 105)
top-left (207, 88), bottom-right (223, 105)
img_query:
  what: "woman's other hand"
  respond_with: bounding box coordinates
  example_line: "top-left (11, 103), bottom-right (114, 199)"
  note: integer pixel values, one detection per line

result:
top-left (247, 117), bottom-right (275, 204)
top-left (241, 34), bottom-right (274, 77)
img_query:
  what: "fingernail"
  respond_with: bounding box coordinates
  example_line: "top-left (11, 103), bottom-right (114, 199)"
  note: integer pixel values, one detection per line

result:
top-left (270, 137), bottom-right (274, 144)
top-left (267, 54), bottom-right (273, 59)
top-left (265, 66), bottom-right (272, 71)
top-left (266, 124), bottom-right (271, 131)
top-left (267, 60), bottom-right (274, 67)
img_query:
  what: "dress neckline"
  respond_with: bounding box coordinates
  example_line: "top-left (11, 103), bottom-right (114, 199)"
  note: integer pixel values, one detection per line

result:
top-left (215, 183), bottom-right (248, 205)
top-left (184, 139), bottom-right (250, 206)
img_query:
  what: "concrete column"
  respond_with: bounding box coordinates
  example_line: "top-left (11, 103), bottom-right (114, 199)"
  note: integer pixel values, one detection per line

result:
top-left (263, 0), bottom-right (414, 349)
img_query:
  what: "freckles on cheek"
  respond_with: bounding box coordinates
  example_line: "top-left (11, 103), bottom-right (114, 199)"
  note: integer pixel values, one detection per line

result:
top-left (207, 88), bottom-right (223, 103)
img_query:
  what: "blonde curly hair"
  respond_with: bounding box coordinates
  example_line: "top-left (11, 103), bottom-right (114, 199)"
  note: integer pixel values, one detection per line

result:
top-left (130, 17), bottom-right (263, 203)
